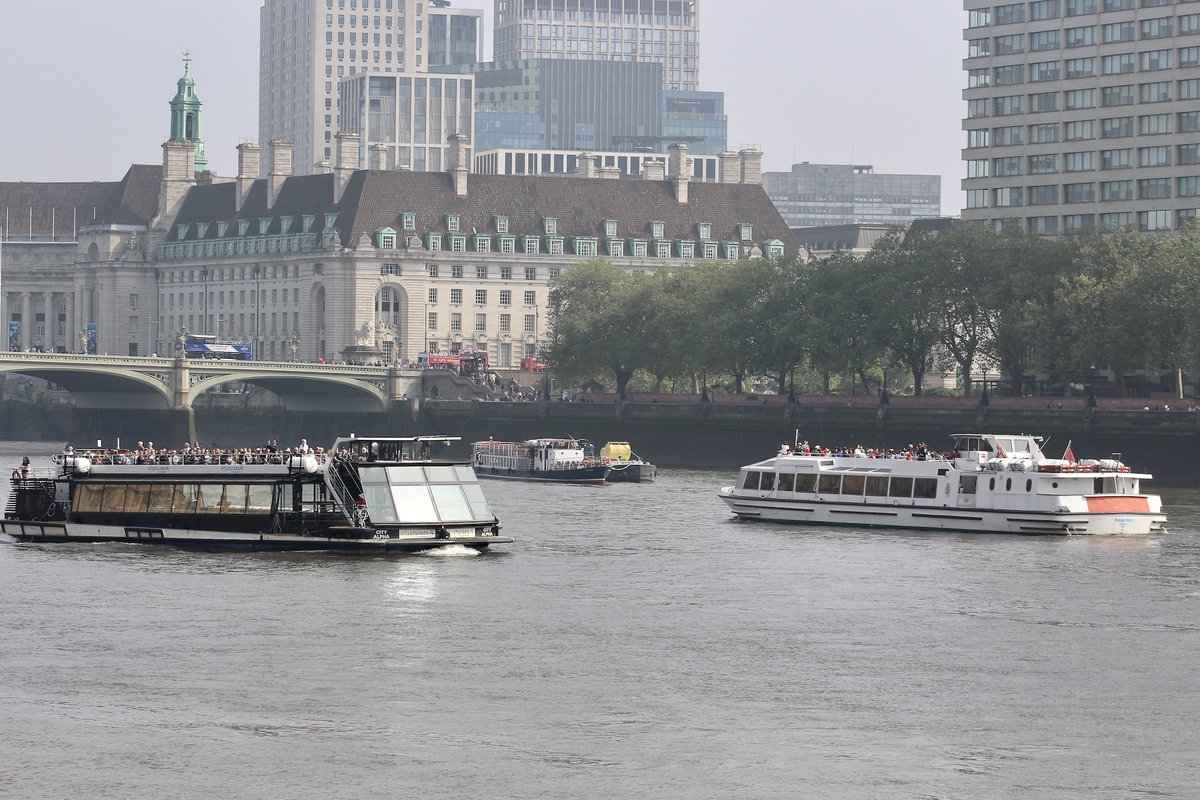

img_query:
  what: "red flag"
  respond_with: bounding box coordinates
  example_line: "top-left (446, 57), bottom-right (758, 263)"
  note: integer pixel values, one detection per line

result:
top-left (1063, 441), bottom-right (1076, 464)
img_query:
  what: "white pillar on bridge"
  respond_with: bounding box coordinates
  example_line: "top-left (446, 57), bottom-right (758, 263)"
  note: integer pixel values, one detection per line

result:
top-left (21, 293), bottom-right (31, 351)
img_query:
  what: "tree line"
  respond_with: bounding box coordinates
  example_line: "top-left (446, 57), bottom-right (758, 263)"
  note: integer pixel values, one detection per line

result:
top-left (544, 223), bottom-right (1200, 400)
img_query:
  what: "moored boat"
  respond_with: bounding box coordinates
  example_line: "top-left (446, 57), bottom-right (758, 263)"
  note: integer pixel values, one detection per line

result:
top-left (2, 436), bottom-right (511, 553)
top-left (718, 433), bottom-right (1166, 535)
top-left (599, 441), bottom-right (657, 483)
top-left (471, 438), bottom-right (609, 484)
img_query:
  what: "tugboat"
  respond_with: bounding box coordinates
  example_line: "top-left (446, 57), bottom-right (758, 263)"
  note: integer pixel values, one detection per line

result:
top-left (599, 442), bottom-right (657, 482)
top-left (719, 433), bottom-right (1165, 535)
top-left (471, 437), bottom-right (609, 484)
top-left (2, 437), bottom-right (510, 553)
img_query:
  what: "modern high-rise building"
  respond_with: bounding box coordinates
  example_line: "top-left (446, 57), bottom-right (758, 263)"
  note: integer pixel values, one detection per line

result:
top-left (259, 0), bottom-right (483, 174)
top-left (961, 0), bottom-right (1200, 234)
top-left (493, 0), bottom-right (701, 91)
top-left (764, 163), bottom-right (942, 229)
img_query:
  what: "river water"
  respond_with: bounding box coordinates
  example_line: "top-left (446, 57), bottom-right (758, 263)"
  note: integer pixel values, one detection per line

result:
top-left (1, 441), bottom-right (1198, 799)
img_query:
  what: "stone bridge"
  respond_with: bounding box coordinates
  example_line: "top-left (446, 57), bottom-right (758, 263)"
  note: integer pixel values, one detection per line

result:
top-left (0, 352), bottom-right (486, 411)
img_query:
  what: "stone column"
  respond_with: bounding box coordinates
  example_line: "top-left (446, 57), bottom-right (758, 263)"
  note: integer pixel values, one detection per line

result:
top-left (21, 292), bottom-right (31, 350)
top-left (66, 291), bottom-right (76, 352)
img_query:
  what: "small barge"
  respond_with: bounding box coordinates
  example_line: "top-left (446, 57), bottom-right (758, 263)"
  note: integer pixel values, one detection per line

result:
top-left (599, 442), bottom-right (657, 483)
top-left (472, 438), bottom-right (609, 484)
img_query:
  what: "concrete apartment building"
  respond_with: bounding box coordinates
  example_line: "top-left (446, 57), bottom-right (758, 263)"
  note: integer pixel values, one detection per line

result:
top-left (764, 163), bottom-right (942, 229)
top-left (259, 0), bottom-right (483, 174)
top-left (493, 0), bottom-right (701, 91)
top-left (961, 0), bottom-right (1200, 233)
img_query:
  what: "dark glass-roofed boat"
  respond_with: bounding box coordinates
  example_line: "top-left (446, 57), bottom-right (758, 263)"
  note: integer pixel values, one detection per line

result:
top-left (2, 436), bottom-right (510, 553)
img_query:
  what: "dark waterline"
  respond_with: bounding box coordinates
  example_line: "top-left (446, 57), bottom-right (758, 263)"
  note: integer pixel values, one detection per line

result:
top-left (2, 443), bottom-right (1198, 799)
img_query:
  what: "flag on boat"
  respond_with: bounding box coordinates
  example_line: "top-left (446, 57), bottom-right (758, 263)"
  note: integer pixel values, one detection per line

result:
top-left (1063, 441), bottom-right (1076, 464)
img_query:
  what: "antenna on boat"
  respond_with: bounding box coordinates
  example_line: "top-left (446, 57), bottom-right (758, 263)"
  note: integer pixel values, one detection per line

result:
top-left (794, 428), bottom-right (800, 448)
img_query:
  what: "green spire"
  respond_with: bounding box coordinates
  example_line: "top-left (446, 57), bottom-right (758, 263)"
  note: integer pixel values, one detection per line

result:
top-left (169, 52), bottom-right (207, 172)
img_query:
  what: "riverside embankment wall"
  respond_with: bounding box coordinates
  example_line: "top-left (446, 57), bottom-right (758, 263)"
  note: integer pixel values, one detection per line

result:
top-left (3, 398), bottom-right (1199, 486)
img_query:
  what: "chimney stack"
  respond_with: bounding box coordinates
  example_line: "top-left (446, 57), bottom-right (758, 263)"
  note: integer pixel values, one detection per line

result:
top-left (599, 165), bottom-right (621, 179)
top-left (447, 132), bottom-right (469, 197)
top-left (739, 148), bottom-right (764, 185)
top-left (334, 131), bottom-right (360, 204)
top-left (267, 138), bottom-right (293, 209)
top-left (236, 141), bottom-right (261, 212)
top-left (313, 160), bottom-right (333, 174)
top-left (719, 150), bottom-right (740, 184)
top-left (668, 142), bottom-right (691, 203)
top-left (368, 144), bottom-right (389, 171)
top-left (153, 138), bottom-right (196, 230)
top-left (575, 152), bottom-right (597, 178)
top-left (642, 159), bottom-right (666, 181)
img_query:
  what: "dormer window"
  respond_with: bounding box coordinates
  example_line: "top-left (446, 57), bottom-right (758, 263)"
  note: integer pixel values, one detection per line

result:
top-left (376, 226), bottom-right (398, 249)
top-left (655, 240), bottom-right (671, 258)
top-left (604, 219), bottom-right (617, 237)
top-left (495, 215), bottom-right (509, 234)
top-left (473, 234), bottom-right (491, 253)
top-left (217, 221), bottom-right (229, 237)
top-left (280, 216), bottom-right (294, 235)
top-left (450, 234), bottom-right (467, 252)
top-left (606, 239), bottom-right (624, 258)
top-left (402, 212), bottom-right (416, 230)
top-left (323, 212), bottom-right (339, 230)
top-left (696, 222), bottom-right (712, 240)
top-left (196, 222), bottom-right (210, 239)
top-left (523, 235), bottom-right (541, 255)
top-left (678, 240), bottom-right (695, 258)
top-left (765, 239), bottom-right (786, 258)
top-left (724, 242), bottom-right (739, 260)
top-left (301, 214), bottom-right (316, 233)
top-left (176, 223), bottom-right (190, 240)
top-left (650, 221), bottom-right (665, 239)
top-left (426, 232), bottom-right (443, 251)
top-left (631, 239), bottom-right (647, 258)
top-left (237, 220), bottom-right (251, 236)
top-left (543, 217), bottom-right (557, 235)
top-left (258, 218), bottom-right (272, 235)
top-left (547, 236), bottom-right (564, 255)
top-left (447, 213), bottom-right (460, 233)
top-left (574, 237), bottom-right (598, 256)
top-left (738, 223), bottom-right (753, 241)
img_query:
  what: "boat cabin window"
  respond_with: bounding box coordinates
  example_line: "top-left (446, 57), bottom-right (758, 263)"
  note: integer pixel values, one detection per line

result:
top-left (776, 473), bottom-right (795, 492)
top-left (960, 476), bottom-right (978, 495)
top-left (74, 482), bottom-right (275, 515)
top-left (359, 464), bottom-right (492, 525)
top-left (889, 477), bottom-right (913, 498)
top-left (865, 476), bottom-right (888, 497)
top-left (840, 475), bottom-right (865, 495)
top-left (818, 475), bottom-right (840, 494)
top-left (794, 474), bottom-right (817, 493)
top-left (914, 478), bottom-right (939, 498)
top-left (741, 470), bottom-right (775, 491)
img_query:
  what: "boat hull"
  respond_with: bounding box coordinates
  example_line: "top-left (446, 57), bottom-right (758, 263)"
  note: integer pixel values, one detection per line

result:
top-left (605, 461), bottom-right (656, 482)
top-left (718, 490), bottom-right (1166, 535)
top-left (0, 519), bottom-right (512, 553)
top-left (472, 464), bottom-right (609, 485)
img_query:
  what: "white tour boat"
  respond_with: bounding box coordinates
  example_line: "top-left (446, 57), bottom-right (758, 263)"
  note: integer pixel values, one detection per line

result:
top-left (2, 436), bottom-right (511, 553)
top-left (718, 433), bottom-right (1166, 535)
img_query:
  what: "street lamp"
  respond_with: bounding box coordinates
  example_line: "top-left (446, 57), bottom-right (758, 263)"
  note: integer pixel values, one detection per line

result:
top-left (980, 361), bottom-right (992, 405)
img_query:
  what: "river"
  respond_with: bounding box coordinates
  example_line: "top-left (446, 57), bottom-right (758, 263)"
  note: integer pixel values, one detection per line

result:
top-left (1, 441), bottom-right (1198, 799)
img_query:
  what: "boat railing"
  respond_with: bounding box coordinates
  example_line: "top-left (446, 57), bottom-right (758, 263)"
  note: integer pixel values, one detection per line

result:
top-left (8, 467), bottom-right (57, 483)
top-left (53, 450), bottom-right (328, 467)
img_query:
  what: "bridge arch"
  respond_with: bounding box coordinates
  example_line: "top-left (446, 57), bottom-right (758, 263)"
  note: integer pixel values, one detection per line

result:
top-left (0, 357), bottom-right (174, 409)
top-left (188, 370), bottom-right (387, 412)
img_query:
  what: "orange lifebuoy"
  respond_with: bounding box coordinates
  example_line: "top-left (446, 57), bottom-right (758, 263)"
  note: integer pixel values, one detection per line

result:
top-left (603, 457), bottom-right (612, 467)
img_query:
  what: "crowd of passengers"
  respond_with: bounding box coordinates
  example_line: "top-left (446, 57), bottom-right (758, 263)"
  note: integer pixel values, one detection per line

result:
top-left (780, 441), bottom-right (946, 461)
top-left (59, 438), bottom-right (328, 466)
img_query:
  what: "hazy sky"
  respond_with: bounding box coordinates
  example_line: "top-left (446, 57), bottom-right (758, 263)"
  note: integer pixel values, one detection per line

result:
top-left (0, 0), bottom-right (965, 210)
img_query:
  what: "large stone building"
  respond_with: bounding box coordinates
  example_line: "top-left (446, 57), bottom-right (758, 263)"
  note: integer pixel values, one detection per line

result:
top-left (2, 71), bottom-right (791, 367)
top-left (962, 0), bottom-right (1200, 233)
top-left (258, 0), bottom-right (484, 173)
top-left (493, 0), bottom-right (701, 91)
